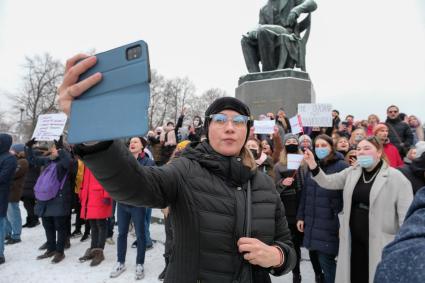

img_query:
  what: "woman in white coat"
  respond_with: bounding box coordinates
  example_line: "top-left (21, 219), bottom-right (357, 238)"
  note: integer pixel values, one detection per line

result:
top-left (303, 136), bottom-right (413, 283)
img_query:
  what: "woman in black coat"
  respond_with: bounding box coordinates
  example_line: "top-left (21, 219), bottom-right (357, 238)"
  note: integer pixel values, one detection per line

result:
top-left (58, 63), bottom-right (296, 283)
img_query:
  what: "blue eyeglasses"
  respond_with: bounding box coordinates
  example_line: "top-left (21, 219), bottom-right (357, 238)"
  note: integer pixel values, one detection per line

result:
top-left (209, 113), bottom-right (250, 128)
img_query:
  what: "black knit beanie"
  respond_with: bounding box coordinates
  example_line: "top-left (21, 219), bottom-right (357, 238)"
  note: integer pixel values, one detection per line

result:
top-left (204, 97), bottom-right (252, 141)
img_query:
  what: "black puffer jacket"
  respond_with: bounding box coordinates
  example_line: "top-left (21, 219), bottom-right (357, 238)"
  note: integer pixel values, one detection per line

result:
top-left (399, 152), bottom-right (425, 195)
top-left (386, 117), bottom-right (414, 157)
top-left (77, 140), bottom-right (296, 283)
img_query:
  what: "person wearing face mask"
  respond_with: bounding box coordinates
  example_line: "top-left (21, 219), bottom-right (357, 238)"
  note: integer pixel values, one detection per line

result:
top-left (25, 137), bottom-right (73, 264)
top-left (188, 115), bottom-right (204, 142)
top-left (246, 138), bottom-right (275, 179)
top-left (398, 142), bottom-right (425, 195)
top-left (296, 135), bottom-right (347, 283)
top-left (274, 134), bottom-right (323, 283)
top-left (348, 128), bottom-right (366, 150)
top-left (335, 137), bottom-right (350, 157)
top-left (303, 136), bottom-right (413, 283)
top-left (373, 123), bottom-right (403, 168)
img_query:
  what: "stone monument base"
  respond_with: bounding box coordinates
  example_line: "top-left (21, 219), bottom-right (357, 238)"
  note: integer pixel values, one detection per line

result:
top-left (236, 69), bottom-right (316, 119)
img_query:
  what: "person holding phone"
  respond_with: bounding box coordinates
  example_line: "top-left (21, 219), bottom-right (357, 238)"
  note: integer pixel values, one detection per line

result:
top-left (303, 136), bottom-right (413, 283)
top-left (57, 54), bottom-right (296, 283)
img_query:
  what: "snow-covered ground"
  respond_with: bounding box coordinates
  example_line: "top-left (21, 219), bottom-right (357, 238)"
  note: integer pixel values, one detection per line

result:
top-left (1, 207), bottom-right (314, 283)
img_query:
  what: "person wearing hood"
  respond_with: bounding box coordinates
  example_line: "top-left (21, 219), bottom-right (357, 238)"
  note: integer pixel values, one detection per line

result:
top-left (58, 60), bottom-right (296, 283)
top-left (303, 136), bottom-right (413, 283)
top-left (398, 141), bottom-right (425, 195)
top-left (5, 144), bottom-right (29, 245)
top-left (0, 133), bottom-right (18, 265)
top-left (188, 115), bottom-right (204, 142)
top-left (296, 134), bottom-right (347, 283)
top-left (374, 186), bottom-right (425, 283)
top-left (26, 136), bottom-right (73, 264)
top-left (385, 105), bottom-right (413, 158)
top-left (374, 123), bottom-right (404, 168)
top-left (407, 115), bottom-right (424, 144)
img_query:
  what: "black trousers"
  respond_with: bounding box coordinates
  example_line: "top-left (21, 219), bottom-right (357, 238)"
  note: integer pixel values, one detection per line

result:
top-left (21, 197), bottom-right (38, 224)
top-left (42, 216), bottom-right (68, 253)
top-left (309, 250), bottom-right (323, 276)
top-left (351, 239), bottom-right (369, 283)
top-left (89, 219), bottom-right (108, 249)
top-left (288, 223), bottom-right (303, 275)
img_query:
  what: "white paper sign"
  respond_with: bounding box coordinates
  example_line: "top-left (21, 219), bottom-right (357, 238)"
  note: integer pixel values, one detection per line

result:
top-left (32, 113), bottom-right (68, 141)
top-left (287, 154), bottom-right (304, 170)
top-left (298, 103), bottom-right (332, 127)
top-left (254, 120), bottom-right (275, 134)
top-left (290, 115), bottom-right (303, 134)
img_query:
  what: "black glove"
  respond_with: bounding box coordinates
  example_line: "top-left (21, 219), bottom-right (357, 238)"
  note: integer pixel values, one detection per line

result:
top-left (25, 138), bottom-right (36, 148)
top-left (54, 136), bottom-right (63, 150)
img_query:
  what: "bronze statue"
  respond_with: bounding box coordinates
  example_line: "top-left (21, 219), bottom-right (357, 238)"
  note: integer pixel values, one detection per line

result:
top-left (241, 0), bottom-right (317, 73)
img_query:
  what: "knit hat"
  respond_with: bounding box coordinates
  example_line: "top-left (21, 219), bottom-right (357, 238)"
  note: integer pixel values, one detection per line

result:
top-left (298, 134), bottom-right (312, 145)
top-left (373, 123), bottom-right (388, 135)
top-left (11, 144), bottom-right (25, 153)
top-left (415, 141), bottom-right (425, 159)
top-left (283, 133), bottom-right (298, 145)
top-left (204, 97), bottom-right (252, 141)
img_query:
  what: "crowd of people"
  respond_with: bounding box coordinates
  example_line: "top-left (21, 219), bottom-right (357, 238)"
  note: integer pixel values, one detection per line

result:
top-left (1, 70), bottom-right (425, 283)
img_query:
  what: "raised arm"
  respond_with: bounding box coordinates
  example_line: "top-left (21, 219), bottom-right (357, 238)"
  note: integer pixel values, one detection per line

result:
top-left (75, 140), bottom-right (182, 208)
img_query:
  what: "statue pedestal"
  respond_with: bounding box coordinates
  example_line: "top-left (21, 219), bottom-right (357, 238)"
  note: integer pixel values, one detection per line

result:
top-left (235, 69), bottom-right (316, 119)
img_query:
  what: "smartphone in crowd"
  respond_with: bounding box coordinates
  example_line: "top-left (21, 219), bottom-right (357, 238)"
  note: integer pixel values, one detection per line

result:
top-left (68, 40), bottom-right (151, 144)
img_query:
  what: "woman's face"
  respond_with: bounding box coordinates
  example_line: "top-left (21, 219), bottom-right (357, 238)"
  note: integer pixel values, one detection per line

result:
top-left (336, 138), bottom-right (349, 151)
top-left (356, 140), bottom-right (382, 160)
top-left (409, 116), bottom-right (419, 127)
top-left (208, 110), bottom-right (248, 156)
top-left (246, 140), bottom-right (259, 152)
top-left (368, 116), bottom-right (378, 125)
top-left (261, 140), bottom-right (271, 153)
top-left (315, 139), bottom-right (332, 152)
top-left (129, 137), bottom-right (143, 154)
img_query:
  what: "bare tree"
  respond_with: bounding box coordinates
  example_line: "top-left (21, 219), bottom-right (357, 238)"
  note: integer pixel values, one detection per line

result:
top-left (0, 111), bottom-right (11, 132)
top-left (189, 88), bottom-right (228, 118)
top-left (12, 53), bottom-right (64, 133)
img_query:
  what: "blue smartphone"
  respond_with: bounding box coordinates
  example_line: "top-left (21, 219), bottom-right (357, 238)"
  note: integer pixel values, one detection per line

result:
top-left (67, 40), bottom-right (151, 144)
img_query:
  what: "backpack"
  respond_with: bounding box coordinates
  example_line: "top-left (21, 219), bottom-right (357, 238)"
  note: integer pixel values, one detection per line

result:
top-left (34, 162), bottom-right (68, 201)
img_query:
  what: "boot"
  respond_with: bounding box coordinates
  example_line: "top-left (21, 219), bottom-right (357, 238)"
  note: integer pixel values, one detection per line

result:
top-left (293, 273), bottom-right (302, 283)
top-left (37, 250), bottom-right (56, 260)
top-left (51, 252), bottom-right (65, 264)
top-left (38, 242), bottom-right (48, 250)
top-left (158, 258), bottom-right (169, 281)
top-left (79, 248), bottom-right (94, 262)
top-left (80, 232), bottom-right (90, 242)
top-left (90, 248), bottom-right (105, 267)
top-left (64, 237), bottom-right (71, 249)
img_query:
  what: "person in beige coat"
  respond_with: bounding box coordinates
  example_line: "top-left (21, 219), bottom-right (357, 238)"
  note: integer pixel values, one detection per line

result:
top-left (303, 136), bottom-right (413, 283)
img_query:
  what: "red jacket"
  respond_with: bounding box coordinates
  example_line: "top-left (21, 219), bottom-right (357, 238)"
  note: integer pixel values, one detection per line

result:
top-left (79, 167), bottom-right (112, 219)
top-left (384, 143), bottom-right (404, 168)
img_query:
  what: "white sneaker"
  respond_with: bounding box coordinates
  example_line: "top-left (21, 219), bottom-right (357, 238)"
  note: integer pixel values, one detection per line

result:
top-left (135, 264), bottom-right (145, 280)
top-left (110, 262), bottom-right (126, 278)
top-left (106, 237), bottom-right (115, 245)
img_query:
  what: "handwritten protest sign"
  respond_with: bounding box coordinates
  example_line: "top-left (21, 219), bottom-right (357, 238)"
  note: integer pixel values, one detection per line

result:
top-left (290, 115), bottom-right (303, 134)
top-left (287, 154), bottom-right (304, 170)
top-left (32, 113), bottom-right (67, 141)
top-left (254, 120), bottom-right (275, 134)
top-left (298, 103), bottom-right (332, 127)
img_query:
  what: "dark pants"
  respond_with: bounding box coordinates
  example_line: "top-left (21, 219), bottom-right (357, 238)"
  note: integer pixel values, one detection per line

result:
top-left (288, 223), bottom-right (303, 275)
top-left (89, 219), bottom-right (108, 250)
top-left (21, 197), bottom-right (38, 224)
top-left (351, 239), bottom-right (369, 283)
top-left (164, 214), bottom-right (174, 260)
top-left (107, 200), bottom-right (116, 238)
top-left (42, 216), bottom-right (68, 253)
top-left (317, 252), bottom-right (337, 283)
top-left (117, 203), bottom-right (146, 264)
top-left (309, 250), bottom-right (323, 276)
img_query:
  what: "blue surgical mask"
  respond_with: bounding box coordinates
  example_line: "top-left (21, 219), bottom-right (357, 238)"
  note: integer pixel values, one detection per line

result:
top-left (315, 148), bottom-right (330, 160)
top-left (357, 155), bottom-right (375, 168)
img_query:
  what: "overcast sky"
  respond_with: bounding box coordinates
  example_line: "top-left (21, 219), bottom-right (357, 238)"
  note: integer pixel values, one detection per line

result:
top-left (1, 0), bottom-right (424, 124)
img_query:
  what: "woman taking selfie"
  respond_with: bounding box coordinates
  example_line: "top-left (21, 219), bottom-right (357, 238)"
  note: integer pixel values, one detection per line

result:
top-left (57, 54), bottom-right (296, 283)
top-left (303, 136), bottom-right (413, 283)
